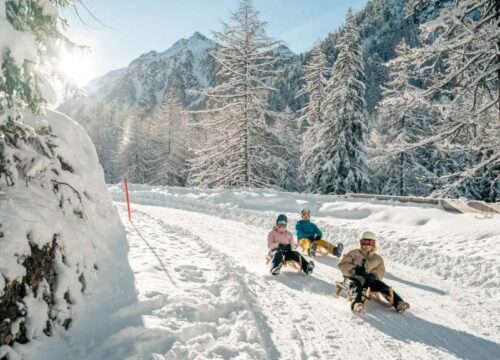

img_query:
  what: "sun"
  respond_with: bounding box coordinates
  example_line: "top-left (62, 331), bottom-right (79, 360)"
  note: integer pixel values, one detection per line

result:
top-left (57, 47), bottom-right (96, 88)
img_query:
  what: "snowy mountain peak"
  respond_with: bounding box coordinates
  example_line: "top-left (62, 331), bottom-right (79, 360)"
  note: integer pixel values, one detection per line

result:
top-left (135, 50), bottom-right (160, 61)
top-left (191, 31), bottom-right (209, 41)
top-left (85, 67), bottom-right (128, 95)
top-left (158, 31), bottom-right (217, 59)
top-left (64, 31), bottom-right (219, 113)
top-left (273, 44), bottom-right (295, 58)
top-left (125, 32), bottom-right (216, 70)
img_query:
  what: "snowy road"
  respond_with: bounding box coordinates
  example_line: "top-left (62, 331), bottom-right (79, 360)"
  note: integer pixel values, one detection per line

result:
top-left (114, 196), bottom-right (500, 360)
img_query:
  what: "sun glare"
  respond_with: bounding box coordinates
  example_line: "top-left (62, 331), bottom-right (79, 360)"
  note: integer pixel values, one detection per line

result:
top-left (57, 48), bottom-right (96, 88)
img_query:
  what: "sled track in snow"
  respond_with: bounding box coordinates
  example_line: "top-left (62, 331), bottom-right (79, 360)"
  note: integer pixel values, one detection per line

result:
top-left (133, 209), bottom-right (280, 359)
top-left (132, 208), bottom-right (413, 359)
top-left (119, 203), bottom-right (500, 359)
top-left (132, 209), bottom-right (361, 359)
top-left (130, 207), bottom-right (422, 359)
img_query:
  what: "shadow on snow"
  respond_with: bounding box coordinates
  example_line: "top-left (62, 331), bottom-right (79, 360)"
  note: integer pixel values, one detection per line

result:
top-left (363, 308), bottom-right (499, 359)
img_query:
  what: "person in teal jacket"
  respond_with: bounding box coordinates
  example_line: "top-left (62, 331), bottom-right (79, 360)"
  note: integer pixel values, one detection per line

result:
top-left (296, 208), bottom-right (344, 258)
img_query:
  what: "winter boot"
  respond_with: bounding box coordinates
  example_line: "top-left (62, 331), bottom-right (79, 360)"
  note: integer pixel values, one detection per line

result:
top-left (333, 243), bottom-right (344, 258)
top-left (306, 261), bottom-right (315, 275)
top-left (396, 301), bottom-right (410, 313)
top-left (310, 241), bottom-right (317, 257)
top-left (351, 301), bottom-right (364, 313)
top-left (270, 264), bottom-right (281, 276)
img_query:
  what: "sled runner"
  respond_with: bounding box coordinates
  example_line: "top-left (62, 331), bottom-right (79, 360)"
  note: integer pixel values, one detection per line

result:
top-left (265, 254), bottom-right (302, 272)
top-left (335, 279), bottom-right (395, 308)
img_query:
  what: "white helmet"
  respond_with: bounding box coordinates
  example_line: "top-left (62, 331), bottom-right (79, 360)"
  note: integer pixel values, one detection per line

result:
top-left (360, 231), bottom-right (377, 241)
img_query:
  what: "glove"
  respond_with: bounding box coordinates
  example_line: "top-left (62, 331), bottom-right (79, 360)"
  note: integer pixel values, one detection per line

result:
top-left (354, 266), bottom-right (367, 276)
top-left (365, 273), bottom-right (377, 284)
top-left (278, 243), bottom-right (292, 252)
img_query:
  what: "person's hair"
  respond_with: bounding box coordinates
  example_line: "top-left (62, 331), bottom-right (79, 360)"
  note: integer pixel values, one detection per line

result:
top-left (300, 208), bottom-right (311, 215)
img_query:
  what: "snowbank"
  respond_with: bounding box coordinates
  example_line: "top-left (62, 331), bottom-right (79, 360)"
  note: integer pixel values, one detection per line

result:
top-left (0, 110), bottom-right (137, 359)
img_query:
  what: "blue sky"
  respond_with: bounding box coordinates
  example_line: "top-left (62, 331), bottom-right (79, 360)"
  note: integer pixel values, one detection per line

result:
top-left (63, 0), bottom-right (368, 84)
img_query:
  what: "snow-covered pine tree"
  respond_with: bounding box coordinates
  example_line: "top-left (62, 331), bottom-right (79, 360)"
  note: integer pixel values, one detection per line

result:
top-left (370, 40), bottom-right (443, 196)
top-left (404, 0), bottom-right (500, 200)
top-left (296, 42), bottom-right (329, 127)
top-left (188, 0), bottom-right (283, 188)
top-left (432, 91), bottom-right (500, 200)
top-left (296, 42), bottom-right (329, 193)
top-left (147, 91), bottom-right (192, 186)
top-left (268, 56), bottom-right (304, 114)
top-left (82, 101), bottom-right (127, 183)
top-left (301, 9), bottom-right (369, 194)
top-left (115, 111), bottom-right (151, 183)
top-left (272, 106), bottom-right (301, 191)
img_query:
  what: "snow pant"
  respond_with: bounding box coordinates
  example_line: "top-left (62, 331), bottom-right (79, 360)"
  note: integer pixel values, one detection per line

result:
top-left (270, 249), bottom-right (309, 273)
top-left (346, 278), bottom-right (403, 308)
top-left (299, 238), bottom-right (336, 255)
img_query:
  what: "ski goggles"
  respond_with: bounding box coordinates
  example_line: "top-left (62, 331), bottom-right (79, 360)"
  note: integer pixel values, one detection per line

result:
top-left (277, 220), bottom-right (287, 225)
top-left (360, 239), bottom-right (375, 246)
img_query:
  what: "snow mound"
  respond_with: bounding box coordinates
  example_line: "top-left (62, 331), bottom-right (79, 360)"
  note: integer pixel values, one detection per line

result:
top-left (0, 110), bottom-right (136, 359)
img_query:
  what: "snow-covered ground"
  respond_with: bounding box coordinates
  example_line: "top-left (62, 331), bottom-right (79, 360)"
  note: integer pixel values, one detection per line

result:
top-left (85, 184), bottom-right (499, 360)
top-left (16, 183), bottom-right (499, 359)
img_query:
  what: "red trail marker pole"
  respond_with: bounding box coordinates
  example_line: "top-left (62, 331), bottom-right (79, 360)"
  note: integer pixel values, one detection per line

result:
top-left (124, 179), bottom-right (131, 220)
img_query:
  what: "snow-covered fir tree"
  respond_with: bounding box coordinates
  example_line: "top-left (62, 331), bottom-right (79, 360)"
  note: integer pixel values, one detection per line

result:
top-left (296, 42), bottom-right (329, 127)
top-left (188, 0), bottom-right (284, 188)
top-left (88, 102), bottom-right (127, 182)
top-left (272, 106), bottom-right (302, 191)
top-left (370, 40), bottom-right (443, 196)
top-left (268, 56), bottom-right (304, 114)
top-left (115, 111), bottom-right (151, 184)
top-left (301, 9), bottom-right (369, 194)
top-left (432, 91), bottom-right (500, 200)
top-left (147, 91), bottom-right (192, 186)
top-left (402, 0), bottom-right (500, 200)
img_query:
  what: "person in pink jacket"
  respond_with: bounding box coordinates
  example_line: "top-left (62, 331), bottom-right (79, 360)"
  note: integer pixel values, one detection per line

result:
top-left (267, 214), bottom-right (315, 276)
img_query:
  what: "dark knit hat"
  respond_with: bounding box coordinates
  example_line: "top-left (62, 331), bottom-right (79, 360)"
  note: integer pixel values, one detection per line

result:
top-left (276, 214), bottom-right (288, 225)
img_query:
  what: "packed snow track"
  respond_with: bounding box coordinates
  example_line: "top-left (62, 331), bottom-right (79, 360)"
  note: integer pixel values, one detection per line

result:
top-left (107, 187), bottom-right (499, 360)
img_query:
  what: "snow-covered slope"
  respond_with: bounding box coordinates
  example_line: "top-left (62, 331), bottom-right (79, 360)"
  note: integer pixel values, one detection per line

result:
top-left (84, 68), bottom-right (128, 99)
top-left (84, 183), bottom-right (499, 360)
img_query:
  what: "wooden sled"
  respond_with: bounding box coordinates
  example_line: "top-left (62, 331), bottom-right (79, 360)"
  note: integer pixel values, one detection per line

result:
top-left (265, 254), bottom-right (302, 272)
top-left (335, 280), bottom-right (394, 308)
